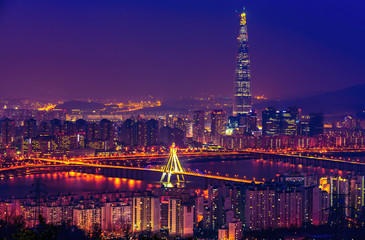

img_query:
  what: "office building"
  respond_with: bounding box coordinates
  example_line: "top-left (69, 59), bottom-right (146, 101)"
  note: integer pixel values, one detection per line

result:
top-left (1, 118), bottom-right (15, 147)
top-left (309, 112), bottom-right (324, 136)
top-left (211, 110), bottom-right (226, 137)
top-left (262, 107), bottom-right (281, 136)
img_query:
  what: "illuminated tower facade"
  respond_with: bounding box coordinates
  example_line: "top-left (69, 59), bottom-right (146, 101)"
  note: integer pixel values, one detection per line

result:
top-left (233, 9), bottom-right (252, 115)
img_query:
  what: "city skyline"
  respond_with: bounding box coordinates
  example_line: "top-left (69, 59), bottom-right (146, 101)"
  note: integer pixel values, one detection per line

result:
top-left (0, 0), bottom-right (364, 101)
top-left (0, 1), bottom-right (365, 239)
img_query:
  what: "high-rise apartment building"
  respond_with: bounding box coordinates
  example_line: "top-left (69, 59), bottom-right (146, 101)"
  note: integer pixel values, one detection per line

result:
top-left (193, 110), bottom-right (205, 143)
top-left (132, 196), bottom-right (160, 233)
top-left (168, 198), bottom-right (194, 238)
top-left (23, 118), bottom-right (37, 139)
top-left (134, 121), bottom-right (147, 147)
top-left (146, 119), bottom-right (159, 146)
top-left (350, 176), bottom-right (365, 220)
top-left (228, 220), bottom-right (243, 240)
top-left (99, 119), bottom-right (114, 142)
top-left (73, 207), bottom-right (102, 233)
top-left (245, 186), bottom-right (276, 230)
top-left (233, 9), bottom-right (252, 115)
top-left (168, 198), bottom-right (182, 236)
top-left (1, 118), bottom-right (15, 147)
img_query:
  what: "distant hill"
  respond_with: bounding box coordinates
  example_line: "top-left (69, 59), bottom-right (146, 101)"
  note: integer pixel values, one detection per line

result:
top-left (253, 84), bottom-right (365, 114)
top-left (55, 100), bottom-right (105, 112)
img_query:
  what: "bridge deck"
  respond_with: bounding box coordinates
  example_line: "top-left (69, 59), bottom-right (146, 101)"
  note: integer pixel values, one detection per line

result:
top-left (12, 158), bottom-right (263, 184)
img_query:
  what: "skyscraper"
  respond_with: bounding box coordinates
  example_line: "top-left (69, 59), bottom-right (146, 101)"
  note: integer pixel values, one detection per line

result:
top-left (233, 9), bottom-right (252, 115)
top-left (211, 110), bottom-right (226, 137)
top-left (132, 195), bottom-right (160, 233)
top-left (193, 110), bottom-right (205, 143)
top-left (1, 118), bottom-right (15, 147)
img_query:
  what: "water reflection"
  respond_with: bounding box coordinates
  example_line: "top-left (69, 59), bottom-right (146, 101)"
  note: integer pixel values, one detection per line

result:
top-left (0, 172), bottom-right (159, 199)
top-left (0, 155), bottom-right (360, 199)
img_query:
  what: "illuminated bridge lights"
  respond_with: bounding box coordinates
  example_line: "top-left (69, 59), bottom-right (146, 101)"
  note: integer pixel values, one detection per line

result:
top-left (249, 150), bottom-right (365, 166)
top-left (160, 143), bottom-right (185, 185)
top-left (2, 153), bottom-right (263, 184)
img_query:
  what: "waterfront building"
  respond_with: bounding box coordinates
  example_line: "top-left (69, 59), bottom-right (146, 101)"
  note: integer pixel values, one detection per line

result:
top-left (276, 189), bottom-right (303, 228)
top-left (168, 198), bottom-right (193, 237)
top-left (146, 119), bottom-right (159, 146)
top-left (168, 198), bottom-right (182, 236)
top-left (193, 110), bottom-right (205, 143)
top-left (281, 107), bottom-right (299, 136)
top-left (245, 186), bottom-right (276, 230)
top-left (56, 132), bottom-right (85, 150)
top-left (207, 185), bottom-right (224, 230)
top-left (306, 186), bottom-right (330, 226)
top-left (101, 202), bottom-right (131, 232)
top-left (1, 118), bottom-right (15, 147)
top-left (211, 110), bottom-right (226, 137)
top-left (135, 121), bottom-right (147, 147)
top-left (245, 182), bottom-right (314, 230)
top-left (132, 195), bottom-right (160, 233)
top-left (119, 119), bottom-right (134, 146)
top-left (319, 176), bottom-right (350, 219)
top-left (43, 205), bottom-right (73, 226)
top-left (262, 107), bottom-right (299, 136)
top-left (23, 118), bottom-right (37, 139)
top-left (73, 207), bottom-right (102, 233)
top-left (181, 205), bottom-right (194, 238)
top-left (86, 122), bottom-right (99, 142)
top-left (309, 112), bottom-right (324, 136)
top-left (262, 107), bottom-right (281, 136)
top-left (99, 119), bottom-right (114, 145)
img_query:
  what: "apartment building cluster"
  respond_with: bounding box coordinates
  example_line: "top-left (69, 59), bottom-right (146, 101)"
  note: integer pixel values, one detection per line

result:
top-left (0, 174), bottom-right (363, 239)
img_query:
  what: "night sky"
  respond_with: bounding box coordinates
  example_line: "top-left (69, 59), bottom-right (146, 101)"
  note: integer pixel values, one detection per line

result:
top-left (0, 0), bottom-right (364, 101)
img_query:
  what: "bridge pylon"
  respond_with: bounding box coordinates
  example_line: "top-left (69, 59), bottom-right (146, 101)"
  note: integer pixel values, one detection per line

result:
top-left (160, 143), bottom-right (185, 185)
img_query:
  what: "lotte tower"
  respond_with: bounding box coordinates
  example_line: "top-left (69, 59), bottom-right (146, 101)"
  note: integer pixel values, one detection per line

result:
top-left (233, 9), bottom-right (252, 115)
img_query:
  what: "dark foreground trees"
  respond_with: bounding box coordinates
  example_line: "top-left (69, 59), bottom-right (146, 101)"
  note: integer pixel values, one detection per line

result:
top-left (0, 215), bottom-right (100, 240)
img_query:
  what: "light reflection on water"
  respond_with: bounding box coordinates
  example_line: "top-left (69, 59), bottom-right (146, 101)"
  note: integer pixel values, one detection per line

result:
top-left (0, 171), bottom-right (159, 199)
top-left (183, 157), bottom-right (350, 182)
top-left (0, 155), bottom-right (360, 199)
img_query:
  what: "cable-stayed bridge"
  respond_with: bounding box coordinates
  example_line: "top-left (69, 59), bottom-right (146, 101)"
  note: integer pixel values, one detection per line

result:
top-left (0, 146), bottom-right (263, 184)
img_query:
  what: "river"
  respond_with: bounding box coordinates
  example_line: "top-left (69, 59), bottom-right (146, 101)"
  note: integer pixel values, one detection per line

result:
top-left (0, 153), bottom-right (363, 199)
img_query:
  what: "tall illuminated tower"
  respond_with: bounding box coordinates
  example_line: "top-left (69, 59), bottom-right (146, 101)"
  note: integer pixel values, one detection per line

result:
top-left (233, 9), bottom-right (252, 115)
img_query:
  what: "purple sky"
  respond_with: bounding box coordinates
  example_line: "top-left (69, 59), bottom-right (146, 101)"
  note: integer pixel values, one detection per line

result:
top-left (0, 0), bottom-right (364, 101)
